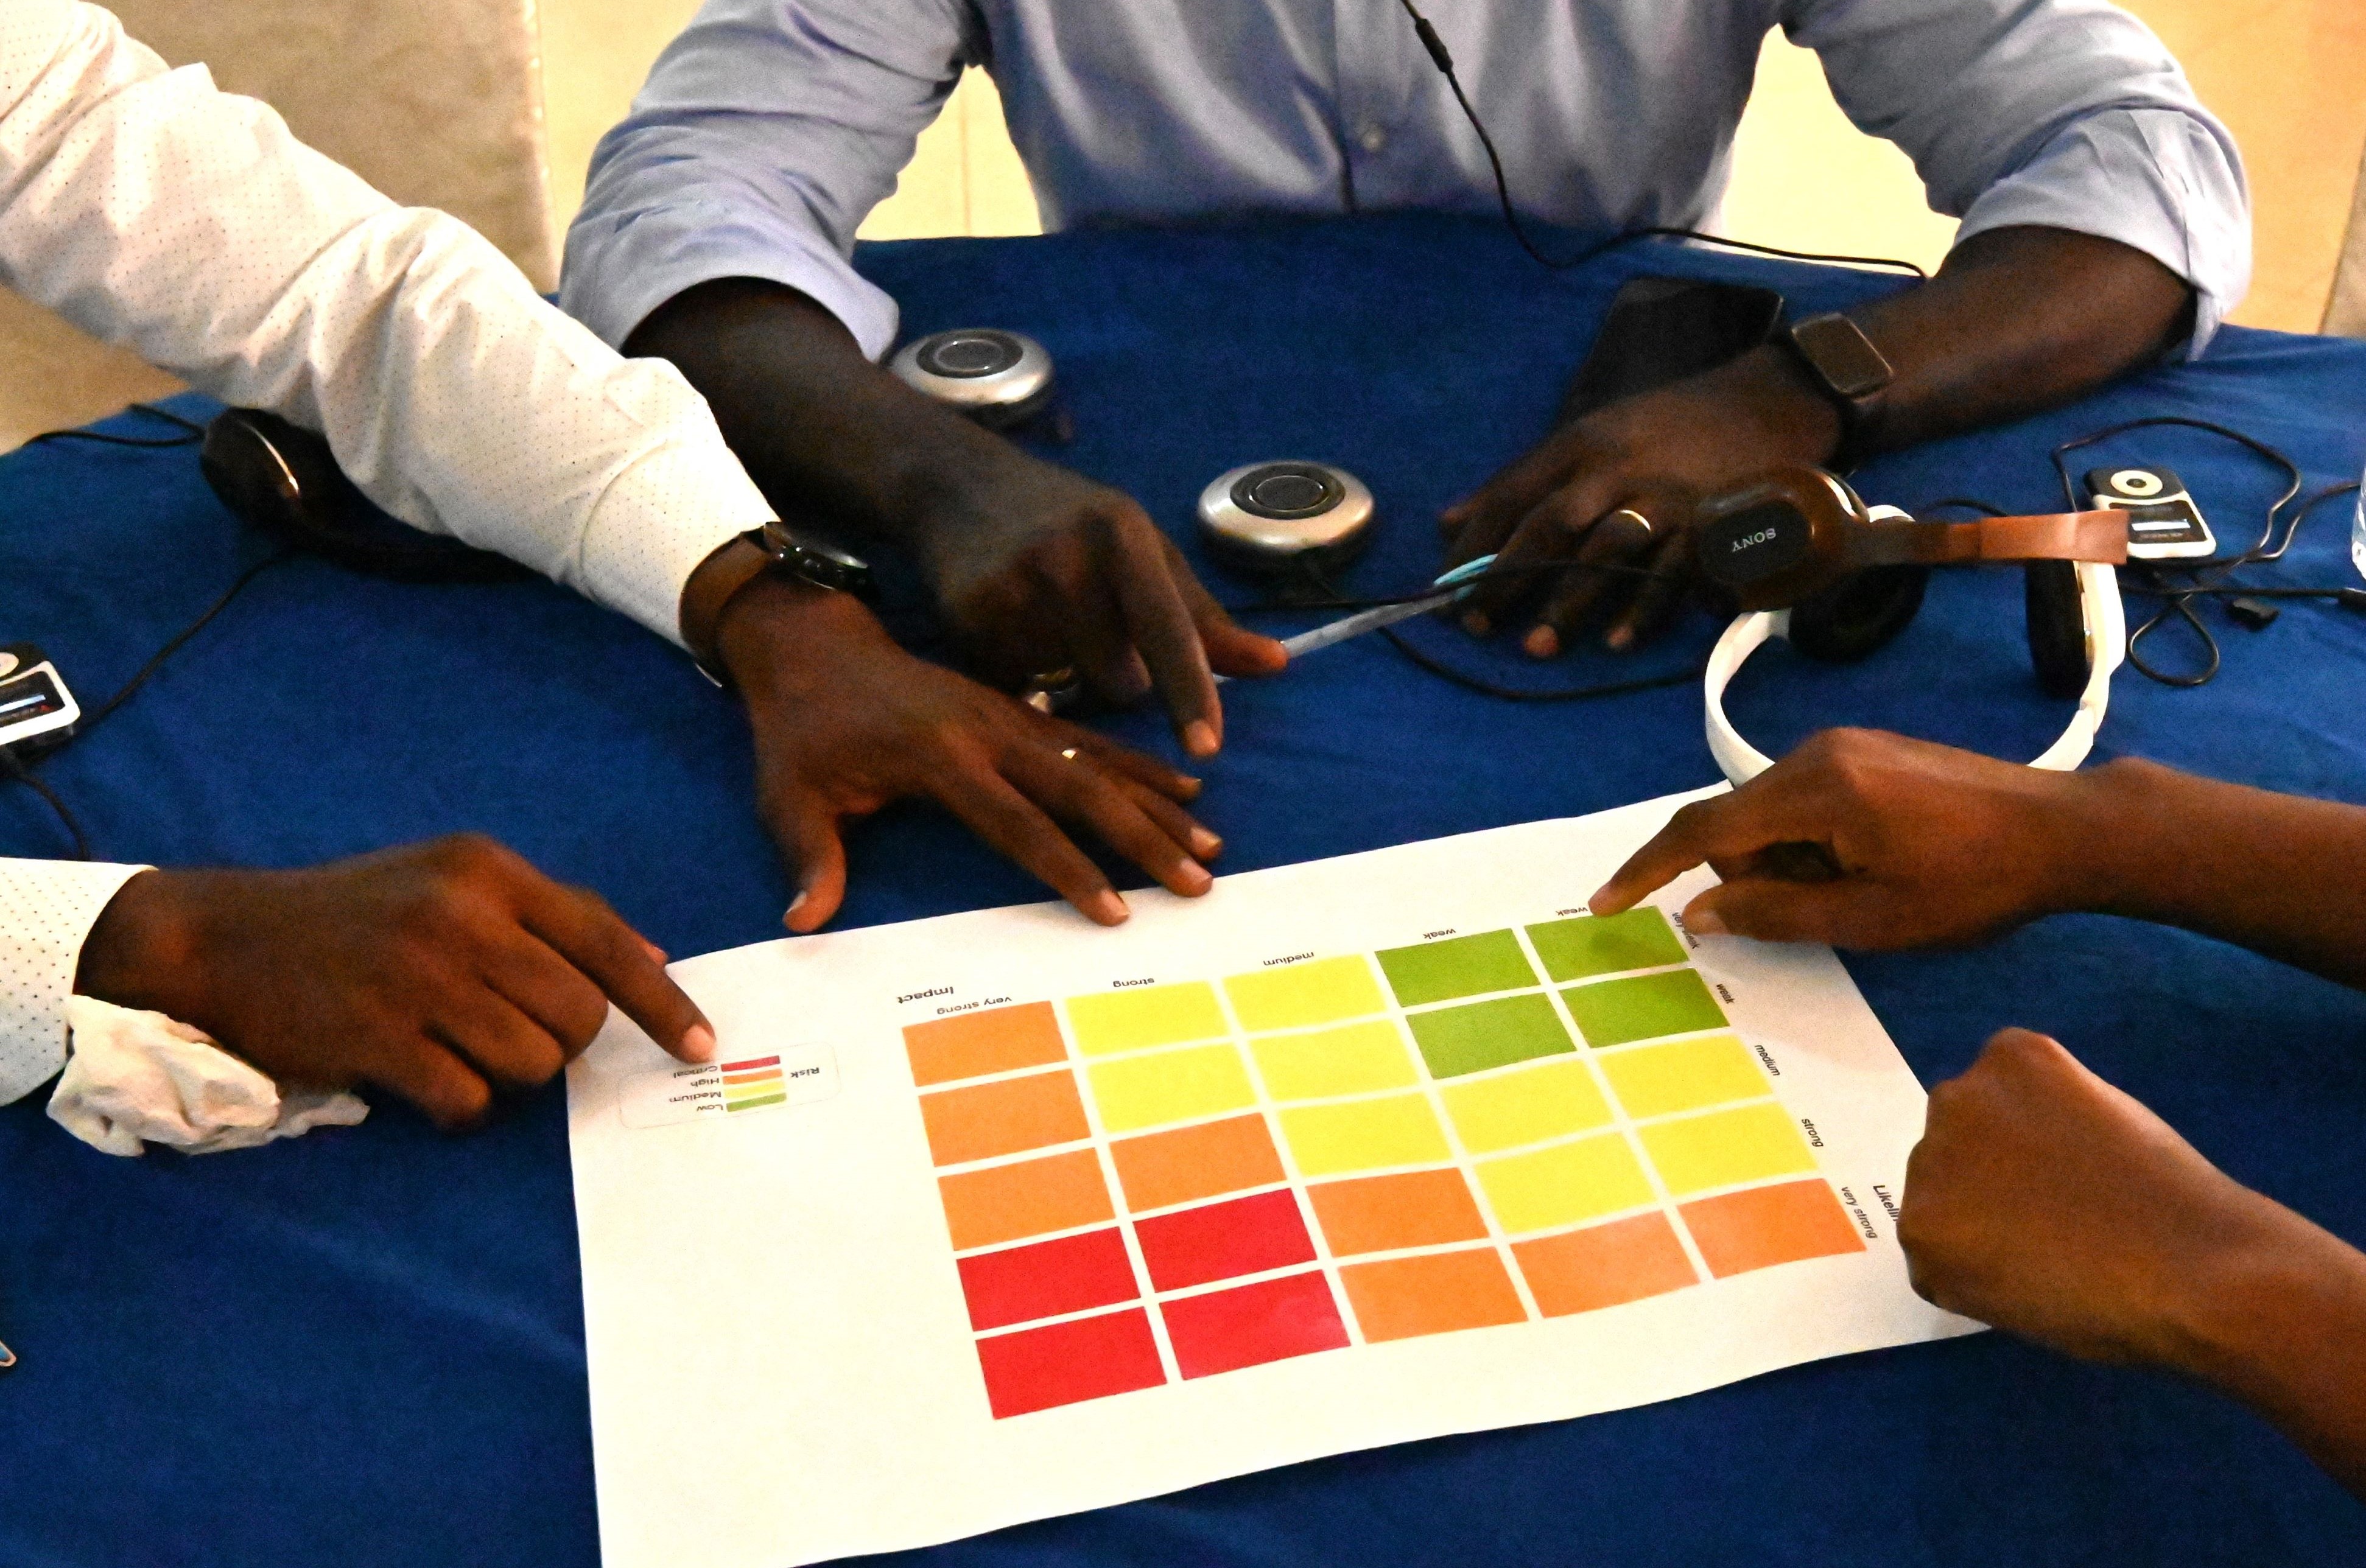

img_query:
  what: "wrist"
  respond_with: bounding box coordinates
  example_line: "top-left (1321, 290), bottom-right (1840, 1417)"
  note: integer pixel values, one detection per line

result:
top-left (1705, 346), bottom-right (1846, 469)
top-left (2052, 757), bottom-right (2180, 919)
top-left (75, 869), bottom-right (212, 1021)
top-left (712, 573), bottom-right (889, 699)
top-left (2161, 1192), bottom-right (2365, 1386)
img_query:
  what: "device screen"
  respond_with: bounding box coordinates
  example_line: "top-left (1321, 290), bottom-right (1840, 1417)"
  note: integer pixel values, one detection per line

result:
top-left (0, 668), bottom-right (63, 727)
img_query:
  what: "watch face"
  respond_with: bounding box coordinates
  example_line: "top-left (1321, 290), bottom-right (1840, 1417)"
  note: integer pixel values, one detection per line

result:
top-left (1792, 315), bottom-right (1893, 399)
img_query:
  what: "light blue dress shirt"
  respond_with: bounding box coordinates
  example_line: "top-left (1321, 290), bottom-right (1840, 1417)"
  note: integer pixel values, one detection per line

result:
top-left (562, 0), bottom-right (2248, 363)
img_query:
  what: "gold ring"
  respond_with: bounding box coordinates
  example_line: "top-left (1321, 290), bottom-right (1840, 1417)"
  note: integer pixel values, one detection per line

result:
top-left (1059, 747), bottom-right (1079, 761)
top-left (1607, 506), bottom-right (1654, 537)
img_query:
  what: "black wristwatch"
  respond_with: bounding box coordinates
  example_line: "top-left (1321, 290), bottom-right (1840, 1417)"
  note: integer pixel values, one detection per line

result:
top-left (1779, 312), bottom-right (1894, 472)
top-left (745, 519), bottom-right (877, 601)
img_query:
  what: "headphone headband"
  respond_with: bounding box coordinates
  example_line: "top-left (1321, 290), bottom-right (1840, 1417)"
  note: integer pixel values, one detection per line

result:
top-left (1702, 563), bottom-right (2127, 784)
top-left (1697, 466), bottom-right (2127, 612)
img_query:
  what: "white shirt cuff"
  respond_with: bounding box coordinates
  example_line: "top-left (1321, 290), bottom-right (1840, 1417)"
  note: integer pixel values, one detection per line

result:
top-left (0, 857), bottom-right (152, 1104)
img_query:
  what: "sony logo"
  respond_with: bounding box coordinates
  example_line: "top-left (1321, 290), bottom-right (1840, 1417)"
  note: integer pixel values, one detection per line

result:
top-left (1729, 529), bottom-right (1778, 551)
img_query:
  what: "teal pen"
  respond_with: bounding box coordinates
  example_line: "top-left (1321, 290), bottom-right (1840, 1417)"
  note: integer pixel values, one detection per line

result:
top-left (1217, 553), bottom-right (1496, 681)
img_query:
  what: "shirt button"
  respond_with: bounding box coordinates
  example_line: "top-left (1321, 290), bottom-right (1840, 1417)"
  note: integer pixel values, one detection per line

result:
top-left (1358, 123), bottom-right (1388, 154)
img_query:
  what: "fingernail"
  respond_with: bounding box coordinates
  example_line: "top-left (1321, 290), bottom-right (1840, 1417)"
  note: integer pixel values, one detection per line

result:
top-left (783, 891), bottom-right (809, 930)
top-left (1688, 908), bottom-right (1727, 936)
top-left (1605, 626), bottom-right (1634, 652)
top-left (1461, 611), bottom-right (1491, 637)
top-left (1184, 721), bottom-right (1218, 758)
top-left (1523, 625), bottom-right (1560, 659)
top-left (1091, 891), bottom-right (1129, 925)
top-left (1190, 827), bottom-right (1223, 858)
top-left (682, 1024), bottom-right (717, 1063)
top-left (641, 939), bottom-right (668, 965)
top-left (1178, 861), bottom-right (1214, 894)
top-left (1586, 884), bottom-right (1616, 914)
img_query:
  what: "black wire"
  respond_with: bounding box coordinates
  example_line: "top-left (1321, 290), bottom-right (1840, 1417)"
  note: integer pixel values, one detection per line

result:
top-left (1399, 0), bottom-right (1926, 281)
top-left (2046, 416), bottom-right (2324, 688)
top-left (1220, 558), bottom-right (1674, 617)
top-left (78, 550), bottom-right (295, 736)
top-left (1294, 559), bottom-right (1707, 702)
top-left (0, 747), bottom-right (91, 861)
top-left (21, 401), bottom-right (205, 451)
top-left (2, 548), bottom-right (294, 859)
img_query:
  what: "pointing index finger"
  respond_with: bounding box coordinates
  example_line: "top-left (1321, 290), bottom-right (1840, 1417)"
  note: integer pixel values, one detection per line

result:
top-left (518, 882), bottom-right (714, 1063)
top-left (1590, 782), bottom-right (1817, 915)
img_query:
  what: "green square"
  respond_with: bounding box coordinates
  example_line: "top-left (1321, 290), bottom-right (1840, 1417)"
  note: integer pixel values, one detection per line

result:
top-left (1526, 909), bottom-right (1688, 982)
top-left (1405, 993), bottom-right (1574, 1079)
top-left (1375, 931), bottom-right (1537, 1006)
top-left (1562, 970), bottom-right (1727, 1049)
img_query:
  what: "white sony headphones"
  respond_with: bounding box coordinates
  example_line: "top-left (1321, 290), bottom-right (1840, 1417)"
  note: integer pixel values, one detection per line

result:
top-left (1690, 469), bottom-right (2130, 785)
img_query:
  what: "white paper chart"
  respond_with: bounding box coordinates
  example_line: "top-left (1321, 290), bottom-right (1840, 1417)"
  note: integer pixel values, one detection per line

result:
top-left (567, 789), bottom-right (1974, 1568)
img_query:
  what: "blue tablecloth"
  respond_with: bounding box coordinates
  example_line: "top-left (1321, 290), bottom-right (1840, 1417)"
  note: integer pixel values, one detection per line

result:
top-left (6, 213), bottom-right (2366, 1567)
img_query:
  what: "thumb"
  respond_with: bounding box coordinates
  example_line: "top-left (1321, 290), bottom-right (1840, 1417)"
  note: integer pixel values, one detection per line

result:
top-left (1202, 612), bottom-right (1288, 677)
top-left (1682, 877), bottom-right (1875, 947)
top-left (766, 788), bottom-right (848, 935)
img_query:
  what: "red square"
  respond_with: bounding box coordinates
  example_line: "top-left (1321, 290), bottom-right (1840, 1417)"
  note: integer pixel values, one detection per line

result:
top-left (1132, 1189), bottom-right (1316, 1292)
top-left (957, 1228), bottom-right (1140, 1332)
top-left (1160, 1270), bottom-right (1349, 1379)
top-left (975, 1307), bottom-right (1168, 1418)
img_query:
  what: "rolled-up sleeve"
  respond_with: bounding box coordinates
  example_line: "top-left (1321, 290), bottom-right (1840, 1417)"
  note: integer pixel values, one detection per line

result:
top-left (1786, 0), bottom-right (2249, 353)
top-left (561, 0), bottom-right (981, 360)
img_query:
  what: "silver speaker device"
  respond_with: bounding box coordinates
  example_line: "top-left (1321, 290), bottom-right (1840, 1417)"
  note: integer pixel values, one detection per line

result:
top-left (888, 329), bottom-right (1057, 430)
top-left (1196, 461), bottom-right (1375, 576)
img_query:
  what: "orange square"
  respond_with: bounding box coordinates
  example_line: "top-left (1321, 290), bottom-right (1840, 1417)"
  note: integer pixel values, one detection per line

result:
top-left (1338, 1247), bottom-right (1528, 1342)
top-left (919, 1069), bottom-right (1090, 1166)
top-left (1108, 1114), bottom-right (1285, 1212)
top-left (938, 1149), bottom-right (1114, 1251)
top-left (1680, 1179), bottom-right (1866, 1279)
top-left (1513, 1211), bottom-right (1699, 1316)
top-left (904, 1003), bottom-right (1069, 1087)
top-left (1307, 1169), bottom-right (1489, 1256)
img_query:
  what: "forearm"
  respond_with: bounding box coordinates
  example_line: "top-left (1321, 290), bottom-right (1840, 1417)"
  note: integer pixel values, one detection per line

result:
top-left (2173, 1201), bottom-right (2366, 1500)
top-left (627, 278), bottom-right (1017, 558)
top-left (1848, 226), bottom-right (2194, 456)
top-left (2057, 760), bottom-right (2366, 990)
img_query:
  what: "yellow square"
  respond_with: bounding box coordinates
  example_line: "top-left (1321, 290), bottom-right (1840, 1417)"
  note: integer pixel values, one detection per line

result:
top-left (1473, 1132), bottom-right (1655, 1233)
top-left (1086, 1044), bottom-right (1256, 1133)
top-left (1065, 982), bottom-right (1228, 1055)
top-left (1250, 1020), bottom-right (1418, 1101)
top-left (1440, 1058), bottom-right (1613, 1154)
top-left (1597, 1034), bottom-right (1770, 1119)
top-left (1224, 955), bottom-right (1387, 1032)
top-left (1638, 1102), bottom-right (1816, 1196)
top-left (1279, 1094), bottom-right (1451, 1177)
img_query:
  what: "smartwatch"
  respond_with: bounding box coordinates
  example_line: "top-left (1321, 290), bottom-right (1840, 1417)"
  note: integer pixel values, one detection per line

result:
top-left (1780, 312), bottom-right (1894, 471)
top-left (743, 519), bottom-right (876, 601)
top-left (690, 520), bottom-right (876, 688)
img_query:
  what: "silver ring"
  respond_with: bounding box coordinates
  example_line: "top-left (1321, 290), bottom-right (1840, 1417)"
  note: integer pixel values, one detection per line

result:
top-left (1606, 506), bottom-right (1654, 537)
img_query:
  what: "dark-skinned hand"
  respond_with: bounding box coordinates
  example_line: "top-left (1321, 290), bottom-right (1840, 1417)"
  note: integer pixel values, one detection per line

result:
top-left (914, 446), bottom-right (1287, 757)
top-left (1441, 348), bottom-right (1839, 657)
top-left (1901, 1027), bottom-right (2312, 1365)
top-left (74, 835), bottom-right (712, 1130)
top-left (715, 574), bottom-right (1223, 933)
top-left (1590, 728), bottom-right (2107, 948)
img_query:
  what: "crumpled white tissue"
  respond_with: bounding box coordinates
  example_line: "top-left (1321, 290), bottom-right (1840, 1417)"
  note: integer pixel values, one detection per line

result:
top-left (47, 996), bottom-right (369, 1156)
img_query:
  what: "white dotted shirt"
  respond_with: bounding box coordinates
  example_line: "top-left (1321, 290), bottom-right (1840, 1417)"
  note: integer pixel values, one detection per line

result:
top-left (0, 1), bottom-right (776, 1102)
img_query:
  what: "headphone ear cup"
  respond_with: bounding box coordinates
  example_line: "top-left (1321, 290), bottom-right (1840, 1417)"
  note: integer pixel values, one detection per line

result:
top-left (2024, 559), bottom-right (2089, 699)
top-left (1786, 565), bottom-right (1928, 662)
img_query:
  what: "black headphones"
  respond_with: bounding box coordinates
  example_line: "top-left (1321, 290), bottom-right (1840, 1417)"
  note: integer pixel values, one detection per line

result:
top-left (199, 409), bottom-right (527, 584)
